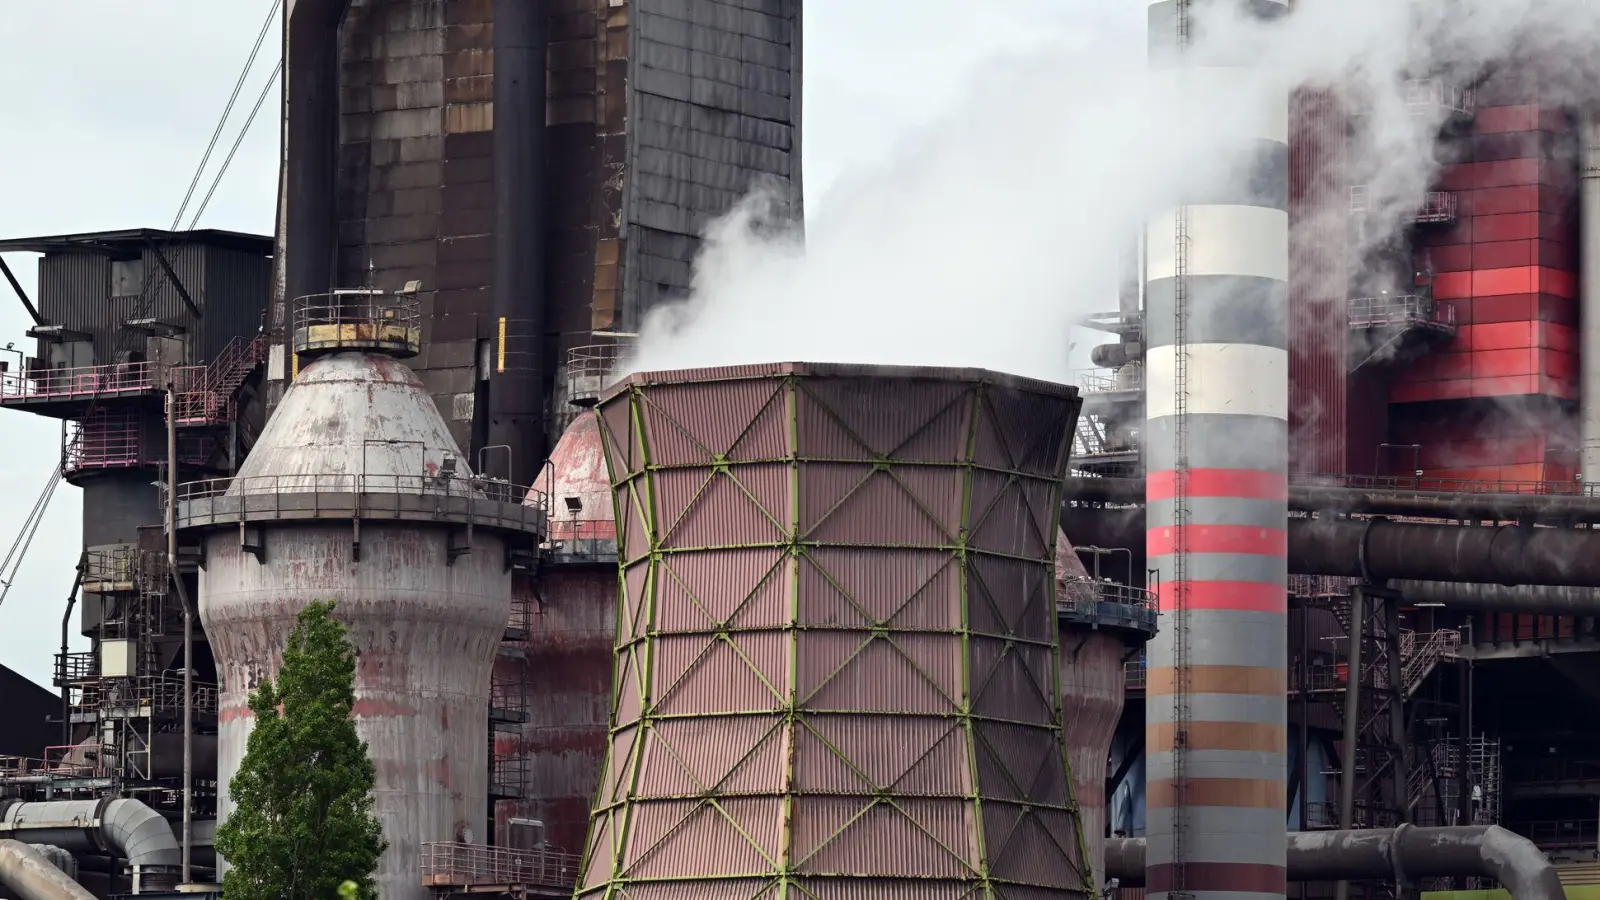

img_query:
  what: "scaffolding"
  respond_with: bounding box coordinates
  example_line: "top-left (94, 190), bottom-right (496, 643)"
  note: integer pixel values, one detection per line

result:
top-left (48, 547), bottom-right (216, 816)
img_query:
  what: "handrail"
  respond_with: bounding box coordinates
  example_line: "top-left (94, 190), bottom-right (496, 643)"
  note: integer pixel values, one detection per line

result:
top-left (178, 473), bottom-right (548, 510)
top-left (419, 841), bottom-right (580, 890)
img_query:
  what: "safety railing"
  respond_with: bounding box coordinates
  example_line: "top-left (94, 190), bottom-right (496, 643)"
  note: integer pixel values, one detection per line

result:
top-left (292, 289), bottom-right (422, 356)
top-left (1348, 187), bottom-right (1458, 225)
top-left (82, 546), bottom-right (145, 591)
top-left (54, 651), bottom-right (96, 686)
top-left (1298, 471), bottom-right (1600, 498)
top-left (1415, 191), bottom-right (1459, 223)
top-left (1059, 576), bottom-right (1156, 612)
top-left (1071, 368), bottom-right (1121, 394)
top-left (1289, 574), bottom-right (1361, 599)
top-left (63, 408), bottom-right (144, 473)
top-left (2, 360), bottom-right (163, 402)
top-left (82, 675), bottom-right (219, 716)
top-left (1401, 628), bottom-right (1461, 693)
top-left (420, 841), bottom-right (580, 891)
top-left (176, 473), bottom-right (549, 533)
top-left (566, 342), bottom-right (630, 407)
top-left (1404, 77), bottom-right (1475, 117)
top-left (1506, 757), bottom-right (1600, 786)
top-left (1124, 652), bottom-right (1147, 690)
top-left (1348, 294), bottom-right (1457, 330)
top-left (489, 670), bottom-right (528, 726)
top-left (1516, 818), bottom-right (1600, 848)
top-left (545, 518), bottom-right (619, 562)
top-left (41, 743), bottom-right (116, 779)
top-left (489, 751), bottom-right (530, 800)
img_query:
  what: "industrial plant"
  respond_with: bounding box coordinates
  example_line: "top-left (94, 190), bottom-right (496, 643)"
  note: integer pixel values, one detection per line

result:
top-left (0, 1), bottom-right (1597, 900)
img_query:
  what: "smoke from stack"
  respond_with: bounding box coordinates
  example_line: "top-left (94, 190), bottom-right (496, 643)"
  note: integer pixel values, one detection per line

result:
top-left (619, 0), bottom-right (1600, 384)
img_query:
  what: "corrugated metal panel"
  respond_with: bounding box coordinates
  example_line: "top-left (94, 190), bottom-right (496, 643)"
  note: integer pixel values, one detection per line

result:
top-left (37, 252), bottom-right (113, 363)
top-left (199, 246), bottom-right (272, 363)
top-left (1288, 86), bottom-right (1349, 475)
top-left (581, 364), bottom-right (1093, 898)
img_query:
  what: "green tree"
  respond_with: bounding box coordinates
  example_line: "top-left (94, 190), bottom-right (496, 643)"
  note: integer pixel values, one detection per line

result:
top-left (216, 600), bottom-right (386, 900)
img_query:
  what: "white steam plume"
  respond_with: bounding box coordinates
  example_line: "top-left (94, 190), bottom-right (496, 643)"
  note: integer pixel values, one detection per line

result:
top-left (622, 0), bottom-right (1600, 384)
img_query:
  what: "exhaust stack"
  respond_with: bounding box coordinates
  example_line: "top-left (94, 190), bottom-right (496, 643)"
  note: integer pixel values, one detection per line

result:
top-left (1145, 1), bottom-right (1291, 898)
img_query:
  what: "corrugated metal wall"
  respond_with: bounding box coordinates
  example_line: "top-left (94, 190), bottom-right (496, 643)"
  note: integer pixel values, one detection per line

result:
top-left (1288, 86), bottom-right (1350, 475)
top-left (37, 241), bottom-right (267, 367)
top-left (38, 252), bottom-right (113, 362)
top-left (201, 246), bottom-right (272, 362)
top-left (623, 0), bottom-right (803, 324)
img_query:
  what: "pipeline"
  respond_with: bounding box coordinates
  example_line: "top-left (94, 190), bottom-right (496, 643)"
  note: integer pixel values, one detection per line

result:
top-left (489, 0), bottom-right (551, 481)
top-left (0, 841), bottom-right (95, 900)
top-left (1105, 826), bottom-right (1563, 900)
top-left (1062, 505), bottom-right (1600, 587)
top-left (1067, 475), bottom-right (1600, 523)
top-left (0, 799), bottom-right (181, 883)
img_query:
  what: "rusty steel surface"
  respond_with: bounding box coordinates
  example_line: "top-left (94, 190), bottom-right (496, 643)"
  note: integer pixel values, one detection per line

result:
top-left (495, 413), bottom-right (619, 857)
top-left (195, 350), bottom-right (513, 900)
top-left (580, 363), bottom-right (1093, 899)
top-left (1056, 531), bottom-right (1131, 893)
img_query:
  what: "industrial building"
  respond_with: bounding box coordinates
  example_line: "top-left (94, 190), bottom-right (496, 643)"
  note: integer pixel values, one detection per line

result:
top-left (0, 1), bottom-right (1598, 899)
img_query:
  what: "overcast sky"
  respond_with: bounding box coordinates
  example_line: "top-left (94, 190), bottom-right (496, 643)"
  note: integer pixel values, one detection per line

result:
top-left (0, 1), bottom-right (1110, 688)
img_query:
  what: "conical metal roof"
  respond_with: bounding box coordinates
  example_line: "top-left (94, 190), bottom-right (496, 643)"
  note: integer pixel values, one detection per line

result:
top-left (230, 351), bottom-right (469, 494)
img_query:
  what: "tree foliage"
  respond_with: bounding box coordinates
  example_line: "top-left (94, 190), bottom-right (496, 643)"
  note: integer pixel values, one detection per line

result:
top-left (215, 600), bottom-right (386, 900)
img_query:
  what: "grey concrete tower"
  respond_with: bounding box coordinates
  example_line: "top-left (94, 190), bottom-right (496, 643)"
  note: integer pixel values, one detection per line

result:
top-left (1143, 1), bottom-right (1291, 899)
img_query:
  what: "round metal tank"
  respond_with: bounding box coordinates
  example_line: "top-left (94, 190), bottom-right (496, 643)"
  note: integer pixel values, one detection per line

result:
top-left (1056, 529), bottom-right (1157, 892)
top-left (493, 411), bottom-right (618, 857)
top-left (181, 351), bottom-right (544, 900)
top-left (580, 362), bottom-right (1093, 899)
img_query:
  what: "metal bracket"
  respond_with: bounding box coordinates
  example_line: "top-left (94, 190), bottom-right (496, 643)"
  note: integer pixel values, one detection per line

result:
top-left (447, 523), bottom-right (474, 567)
top-left (238, 522), bottom-right (264, 563)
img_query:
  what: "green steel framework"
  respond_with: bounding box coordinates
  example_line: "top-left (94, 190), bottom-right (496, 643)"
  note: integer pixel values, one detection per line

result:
top-left (574, 363), bottom-right (1093, 900)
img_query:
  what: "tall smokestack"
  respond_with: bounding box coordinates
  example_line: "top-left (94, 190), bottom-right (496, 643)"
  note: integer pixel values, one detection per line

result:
top-left (1144, 1), bottom-right (1290, 899)
top-left (580, 362), bottom-right (1094, 899)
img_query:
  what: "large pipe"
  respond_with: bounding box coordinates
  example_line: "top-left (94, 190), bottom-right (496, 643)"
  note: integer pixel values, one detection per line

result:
top-left (1394, 581), bottom-right (1600, 615)
top-left (1069, 475), bottom-right (1600, 523)
top-left (57, 560), bottom-right (82, 746)
top-left (0, 841), bottom-right (95, 900)
top-left (1063, 506), bottom-right (1600, 587)
top-left (281, 0), bottom-right (345, 308)
top-left (165, 388), bottom-right (192, 885)
top-left (1580, 107), bottom-right (1600, 481)
top-left (0, 800), bottom-right (181, 875)
top-left (1105, 826), bottom-right (1564, 900)
top-left (1143, 0), bottom-right (1292, 896)
top-left (489, 0), bottom-right (550, 482)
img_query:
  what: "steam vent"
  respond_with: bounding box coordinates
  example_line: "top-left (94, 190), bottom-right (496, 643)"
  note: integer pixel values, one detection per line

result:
top-left (579, 362), bottom-right (1094, 900)
top-left (176, 291), bottom-right (546, 900)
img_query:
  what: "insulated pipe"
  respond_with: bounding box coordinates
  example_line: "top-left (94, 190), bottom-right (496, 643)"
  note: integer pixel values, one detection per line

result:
top-left (490, 0), bottom-right (550, 483)
top-left (0, 841), bottom-right (95, 900)
top-left (1105, 826), bottom-right (1564, 900)
top-left (1144, 0), bottom-right (1291, 896)
top-left (1068, 475), bottom-right (1600, 523)
top-left (0, 800), bottom-right (181, 873)
top-left (1394, 581), bottom-right (1600, 614)
top-left (1580, 108), bottom-right (1600, 481)
top-left (1062, 506), bottom-right (1600, 587)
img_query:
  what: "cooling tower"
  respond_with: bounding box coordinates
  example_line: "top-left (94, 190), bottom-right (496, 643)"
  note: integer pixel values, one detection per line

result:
top-left (178, 304), bottom-right (546, 900)
top-left (1055, 531), bottom-right (1156, 893)
top-left (580, 362), bottom-right (1094, 900)
top-left (494, 411), bottom-right (619, 857)
top-left (1145, 1), bottom-right (1291, 898)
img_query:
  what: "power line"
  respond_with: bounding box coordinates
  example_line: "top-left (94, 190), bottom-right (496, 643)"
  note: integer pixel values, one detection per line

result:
top-left (186, 59), bottom-right (283, 231)
top-left (170, 0), bottom-right (283, 231)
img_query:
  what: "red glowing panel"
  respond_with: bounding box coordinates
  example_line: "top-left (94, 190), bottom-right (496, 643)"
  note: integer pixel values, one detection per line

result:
top-left (1540, 322), bottom-right (1577, 351)
top-left (1471, 374), bottom-right (1538, 396)
top-left (1472, 348), bottom-right (1535, 378)
top-left (1391, 379), bottom-right (1472, 404)
top-left (1461, 321), bottom-right (1535, 351)
top-left (1473, 212), bottom-right (1539, 242)
top-left (1470, 240), bottom-right (1534, 270)
top-left (1472, 186), bottom-right (1540, 216)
